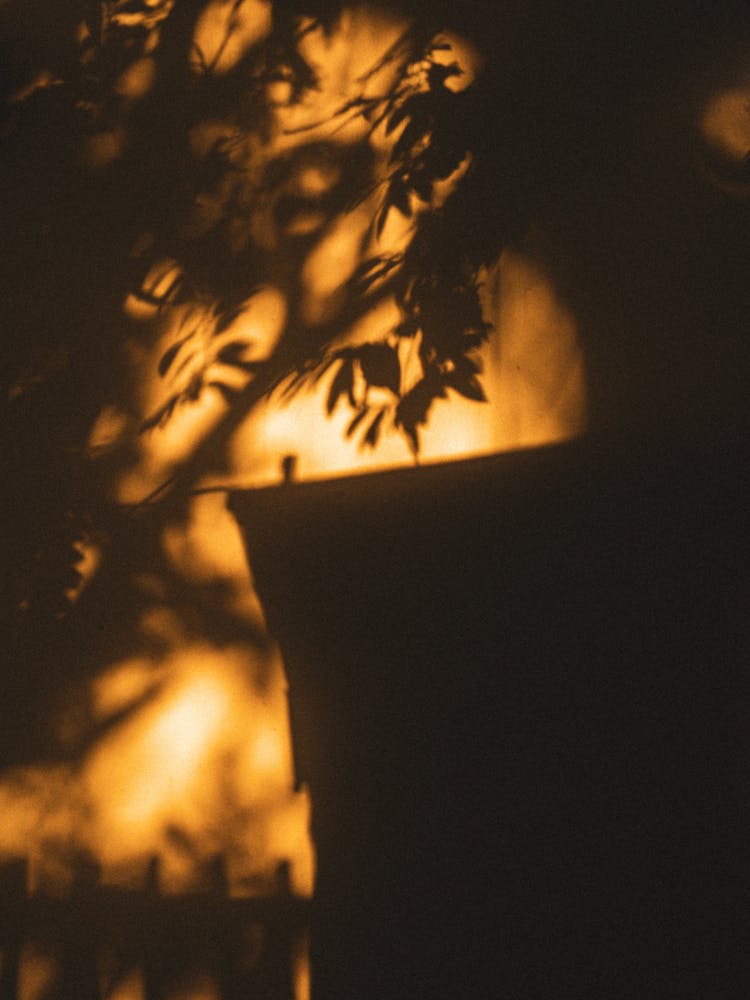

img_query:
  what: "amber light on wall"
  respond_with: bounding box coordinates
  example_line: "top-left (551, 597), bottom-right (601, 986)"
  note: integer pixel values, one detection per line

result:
top-left (4, 3), bottom-right (582, 996)
top-left (3, 2), bottom-right (748, 999)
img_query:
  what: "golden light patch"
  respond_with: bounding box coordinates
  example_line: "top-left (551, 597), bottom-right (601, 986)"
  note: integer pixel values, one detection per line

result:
top-left (18, 943), bottom-right (59, 1000)
top-left (83, 128), bottom-right (127, 169)
top-left (63, 538), bottom-right (103, 605)
top-left (106, 969), bottom-right (145, 1000)
top-left (430, 31), bottom-right (485, 92)
top-left (225, 251), bottom-right (585, 486)
top-left (87, 405), bottom-right (129, 455)
top-left (702, 86), bottom-right (750, 162)
top-left (192, 0), bottom-right (272, 75)
top-left (48, 641), bottom-right (315, 895)
top-left (0, 767), bottom-right (81, 878)
top-left (274, 5), bottom-right (408, 146)
top-left (115, 57), bottom-right (157, 100)
top-left (83, 656), bottom-right (232, 834)
top-left (300, 202), bottom-right (374, 325)
top-left (293, 933), bottom-right (312, 1000)
top-left (92, 658), bottom-right (164, 722)
top-left (160, 492), bottom-right (254, 586)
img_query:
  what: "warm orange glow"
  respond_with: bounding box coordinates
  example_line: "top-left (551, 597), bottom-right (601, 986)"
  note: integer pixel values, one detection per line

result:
top-left (87, 405), bottom-right (130, 456)
top-left (227, 249), bottom-right (585, 485)
top-left (161, 492), bottom-right (252, 585)
top-left (80, 644), bottom-right (313, 893)
top-left (113, 286), bottom-right (286, 504)
top-left (3, 8), bottom-right (587, 997)
top-left (91, 657), bottom-right (164, 721)
top-left (300, 201), bottom-right (377, 325)
top-left (430, 32), bottom-right (484, 92)
top-left (0, 767), bottom-right (80, 885)
top-left (115, 57), bottom-right (157, 100)
top-left (192, 0), bottom-right (272, 75)
top-left (18, 943), bottom-right (58, 1000)
top-left (84, 655), bottom-right (232, 828)
top-left (289, 6), bottom-right (408, 140)
top-left (83, 127), bottom-right (127, 169)
top-left (9, 70), bottom-right (60, 106)
top-left (293, 933), bottom-right (312, 1000)
top-left (63, 537), bottom-right (103, 606)
top-left (102, 5), bottom-right (510, 503)
top-left (1, 496), bottom-right (313, 900)
top-left (106, 969), bottom-right (144, 1000)
top-left (701, 85), bottom-right (750, 163)
top-left (1, 644), bottom-right (313, 899)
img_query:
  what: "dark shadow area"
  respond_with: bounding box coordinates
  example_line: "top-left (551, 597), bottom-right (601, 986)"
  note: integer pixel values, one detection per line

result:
top-left (0, 856), bottom-right (308, 1000)
top-left (232, 431), bottom-right (748, 998)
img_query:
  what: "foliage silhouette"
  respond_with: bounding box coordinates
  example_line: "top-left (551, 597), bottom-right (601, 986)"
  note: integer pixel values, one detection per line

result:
top-left (124, 16), bottom-right (491, 459)
top-left (4, 0), bottom-right (750, 641)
